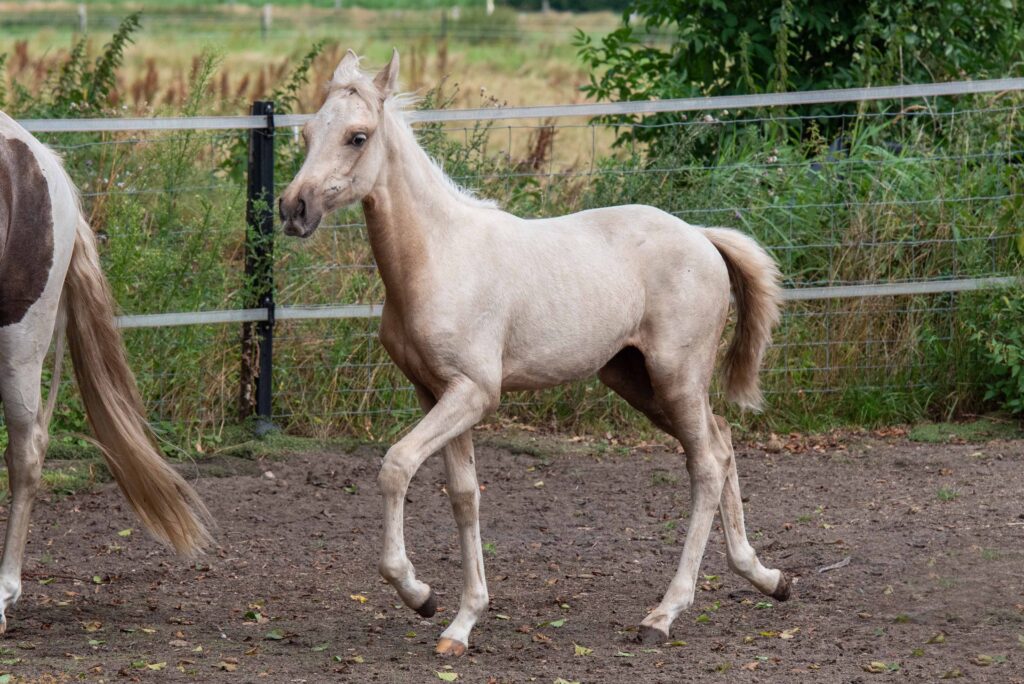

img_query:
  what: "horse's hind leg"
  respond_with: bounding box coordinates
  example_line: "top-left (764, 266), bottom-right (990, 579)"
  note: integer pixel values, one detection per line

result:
top-left (0, 332), bottom-right (51, 633)
top-left (636, 374), bottom-right (727, 645)
top-left (713, 415), bottom-right (789, 600)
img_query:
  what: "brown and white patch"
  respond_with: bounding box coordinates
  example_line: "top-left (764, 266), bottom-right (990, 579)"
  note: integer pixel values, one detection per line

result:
top-left (0, 135), bottom-right (54, 327)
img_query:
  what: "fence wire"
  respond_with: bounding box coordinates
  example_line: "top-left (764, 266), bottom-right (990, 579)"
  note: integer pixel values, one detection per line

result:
top-left (14, 96), bottom-right (1024, 438)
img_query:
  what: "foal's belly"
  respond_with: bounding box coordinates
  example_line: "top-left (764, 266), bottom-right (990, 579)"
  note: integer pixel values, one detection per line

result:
top-left (498, 280), bottom-right (644, 392)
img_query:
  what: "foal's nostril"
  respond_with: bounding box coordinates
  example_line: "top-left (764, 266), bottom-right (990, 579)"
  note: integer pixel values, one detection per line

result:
top-left (297, 198), bottom-right (306, 218)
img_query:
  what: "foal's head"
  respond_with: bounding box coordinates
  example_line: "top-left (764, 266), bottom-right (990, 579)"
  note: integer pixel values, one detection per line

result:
top-left (280, 49), bottom-right (399, 237)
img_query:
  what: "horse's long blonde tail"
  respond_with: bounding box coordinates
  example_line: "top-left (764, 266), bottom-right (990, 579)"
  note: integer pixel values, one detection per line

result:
top-left (63, 217), bottom-right (212, 555)
top-left (702, 227), bottom-right (782, 411)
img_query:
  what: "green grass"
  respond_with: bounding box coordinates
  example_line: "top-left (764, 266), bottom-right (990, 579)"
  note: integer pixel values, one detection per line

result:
top-left (908, 417), bottom-right (1024, 444)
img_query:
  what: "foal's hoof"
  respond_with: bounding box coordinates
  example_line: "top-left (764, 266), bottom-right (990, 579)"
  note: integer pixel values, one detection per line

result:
top-left (436, 637), bottom-right (467, 657)
top-left (415, 591), bottom-right (438, 618)
top-left (637, 625), bottom-right (669, 646)
top-left (770, 572), bottom-right (793, 602)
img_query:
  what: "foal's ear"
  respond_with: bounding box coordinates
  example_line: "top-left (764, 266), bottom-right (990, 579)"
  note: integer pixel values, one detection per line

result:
top-left (332, 49), bottom-right (361, 85)
top-left (373, 48), bottom-right (400, 98)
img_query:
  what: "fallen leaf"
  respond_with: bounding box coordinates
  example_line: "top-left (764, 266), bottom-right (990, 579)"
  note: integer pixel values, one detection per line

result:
top-left (573, 643), bottom-right (592, 657)
top-left (311, 643), bottom-right (329, 652)
top-left (668, 640), bottom-right (687, 647)
top-left (927, 632), bottom-right (947, 644)
top-left (973, 655), bottom-right (993, 666)
top-left (863, 661), bottom-right (888, 673)
top-left (118, 529), bottom-right (133, 537)
top-left (614, 651), bottom-right (635, 658)
top-left (217, 661), bottom-right (238, 672)
top-left (742, 661), bottom-right (759, 671)
top-left (940, 669), bottom-right (963, 679)
top-left (351, 655), bottom-right (365, 664)
top-left (436, 672), bottom-right (458, 682)
top-left (82, 621), bottom-right (102, 632)
top-left (553, 679), bottom-right (580, 684)
top-left (780, 627), bottom-right (800, 640)
top-left (146, 662), bottom-right (167, 671)
top-left (264, 629), bottom-right (285, 641)
top-left (350, 594), bottom-right (369, 604)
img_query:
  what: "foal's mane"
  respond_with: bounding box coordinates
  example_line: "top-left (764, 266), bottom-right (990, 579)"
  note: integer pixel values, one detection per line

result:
top-left (328, 71), bottom-right (498, 211)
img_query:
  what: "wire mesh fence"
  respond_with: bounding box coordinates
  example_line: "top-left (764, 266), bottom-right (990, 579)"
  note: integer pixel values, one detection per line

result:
top-left (15, 85), bottom-right (1024, 440)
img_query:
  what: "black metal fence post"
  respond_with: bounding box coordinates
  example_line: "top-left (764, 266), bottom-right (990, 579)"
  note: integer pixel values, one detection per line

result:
top-left (240, 100), bottom-right (276, 433)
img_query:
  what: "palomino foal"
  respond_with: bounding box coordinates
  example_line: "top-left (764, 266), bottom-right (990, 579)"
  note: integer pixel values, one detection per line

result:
top-left (0, 112), bottom-right (210, 633)
top-left (280, 50), bottom-right (790, 655)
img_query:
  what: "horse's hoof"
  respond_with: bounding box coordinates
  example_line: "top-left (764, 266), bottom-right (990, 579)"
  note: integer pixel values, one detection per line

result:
top-left (770, 572), bottom-right (792, 602)
top-left (637, 625), bottom-right (668, 646)
top-left (435, 637), bottom-right (467, 657)
top-left (415, 591), bottom-right (438, 618)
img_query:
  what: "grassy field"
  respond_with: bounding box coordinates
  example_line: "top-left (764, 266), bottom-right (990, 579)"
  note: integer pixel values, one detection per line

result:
top-left (0, 3), bottom-right (617, 111)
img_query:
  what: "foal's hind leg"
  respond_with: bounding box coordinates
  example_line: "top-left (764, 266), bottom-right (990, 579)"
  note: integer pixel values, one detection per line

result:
top-left (713, 416), bottom-right (790, 600)
top-left (637, 383), bottom-right (728, 645)
top-left (0, 338), bottom-right (51, 633)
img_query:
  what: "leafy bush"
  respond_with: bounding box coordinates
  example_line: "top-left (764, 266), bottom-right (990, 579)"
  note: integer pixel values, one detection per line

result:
top-left (575, 0), bottom-right (1024, 146)
top-left (965, 286), bottom-right (1024, 415)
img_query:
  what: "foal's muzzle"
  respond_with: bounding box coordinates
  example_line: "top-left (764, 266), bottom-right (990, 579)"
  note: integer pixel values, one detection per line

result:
top-left (279, 190), bottom-right (323, 238)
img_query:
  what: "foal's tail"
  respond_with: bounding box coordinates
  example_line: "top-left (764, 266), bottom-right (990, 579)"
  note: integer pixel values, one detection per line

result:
top-left (61, 217), bottom-right (212, 556)
top-left (702, 227), bottom-right (782, 411)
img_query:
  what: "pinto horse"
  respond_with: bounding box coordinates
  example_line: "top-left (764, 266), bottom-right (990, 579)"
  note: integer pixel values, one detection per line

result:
top-left (280, 50), bottom-right (790, 655)
top-left (0, 113), bottom-right (210, 632)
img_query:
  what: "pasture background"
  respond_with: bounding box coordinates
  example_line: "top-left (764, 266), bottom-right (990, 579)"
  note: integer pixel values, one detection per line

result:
top-left (0, 3), bottom-right (1021, 450)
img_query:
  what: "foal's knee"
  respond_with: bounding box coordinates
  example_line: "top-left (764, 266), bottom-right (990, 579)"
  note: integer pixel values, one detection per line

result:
top-left (377, 448), bottom-right (414, 497)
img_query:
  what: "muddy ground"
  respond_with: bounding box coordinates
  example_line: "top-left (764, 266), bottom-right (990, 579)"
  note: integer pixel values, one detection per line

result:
top-left (3, 429), bottom-right (1023, 683)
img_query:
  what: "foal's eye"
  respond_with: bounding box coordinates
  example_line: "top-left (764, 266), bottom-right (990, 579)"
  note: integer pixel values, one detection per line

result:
top-left (351, 133), bottom-right (368, 148)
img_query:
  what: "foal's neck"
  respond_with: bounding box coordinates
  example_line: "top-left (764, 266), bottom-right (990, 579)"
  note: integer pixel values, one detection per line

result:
top-left (361, 113), bottom-right (471, 308)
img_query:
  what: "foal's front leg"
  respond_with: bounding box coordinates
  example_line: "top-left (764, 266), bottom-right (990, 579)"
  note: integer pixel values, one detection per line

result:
top-left (376, 380), bottom-right (493, 637)
top-left (436, 430), bottom-right (488, 656)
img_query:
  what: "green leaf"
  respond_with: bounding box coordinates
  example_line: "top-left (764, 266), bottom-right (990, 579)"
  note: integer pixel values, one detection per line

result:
top-left (436, 672), bottom-right (459, 682)
top-left (311, 643), bottom-right (329, 652)
top-left (614, 651), bottom-right (635, 657)
top-left (573, 643), bottom-right (593, 656)
top-left (264, 629), bottom-right (285, 640)
top-left (118, 528), bottom-right (133, 537)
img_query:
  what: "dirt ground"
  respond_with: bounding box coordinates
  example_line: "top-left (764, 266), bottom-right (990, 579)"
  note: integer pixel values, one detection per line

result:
top-left (3, 429), bottom-right (1023, 683)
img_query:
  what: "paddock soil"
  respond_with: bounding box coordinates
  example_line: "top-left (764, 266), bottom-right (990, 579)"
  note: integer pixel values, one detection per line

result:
top-left (4, 429), bottom-right (1024, 683)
